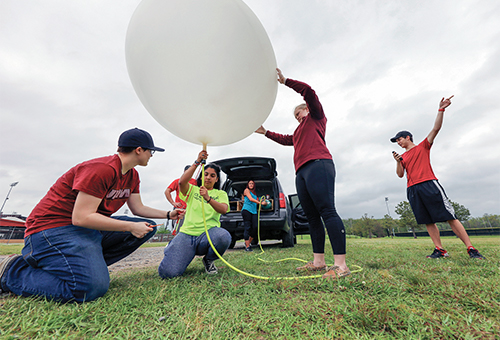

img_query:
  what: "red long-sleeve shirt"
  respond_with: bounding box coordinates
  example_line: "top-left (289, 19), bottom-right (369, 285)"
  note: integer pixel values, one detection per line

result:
top-left (265, 78), bottom-right (332, 172)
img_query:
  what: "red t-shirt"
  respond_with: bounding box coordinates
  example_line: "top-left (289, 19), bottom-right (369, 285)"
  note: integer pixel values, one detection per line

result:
top-left (167, 178), bottom-right (197, 209)
top-left (25, 155), bottom-right (140, 236)
top-left (401, 139), bottom-right (438, 187)
top-left (265, 78), bottom-right (332, 172)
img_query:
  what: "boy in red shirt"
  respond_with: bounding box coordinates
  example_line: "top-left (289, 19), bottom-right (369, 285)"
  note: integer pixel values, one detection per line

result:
top-left (0, 128), bottom-right (183, 302)
top-left (391, 97), bottom-right (484, 259)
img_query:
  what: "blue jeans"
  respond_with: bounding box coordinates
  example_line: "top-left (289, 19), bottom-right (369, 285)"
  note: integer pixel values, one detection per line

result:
top-left (158, 227), bottom-right (231, 278)
top-left (1, 216), bottom-right (156, 303)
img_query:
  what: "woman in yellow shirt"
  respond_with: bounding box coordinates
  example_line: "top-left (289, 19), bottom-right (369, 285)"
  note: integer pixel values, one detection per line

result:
top-left (158, 150), bottom-right (231, 277)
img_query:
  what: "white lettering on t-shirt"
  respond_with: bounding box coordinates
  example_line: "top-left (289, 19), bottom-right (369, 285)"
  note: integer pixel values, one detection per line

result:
top-left (106, 189), bottom-right (131, 200)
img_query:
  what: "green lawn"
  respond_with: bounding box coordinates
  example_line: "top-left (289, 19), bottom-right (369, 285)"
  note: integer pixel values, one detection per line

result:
top-left (1, 236), bottom-right (498, 339)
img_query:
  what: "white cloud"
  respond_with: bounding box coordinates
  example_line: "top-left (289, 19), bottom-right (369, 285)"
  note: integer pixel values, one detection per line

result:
top-left (0, 0), bottom-right (499, 219)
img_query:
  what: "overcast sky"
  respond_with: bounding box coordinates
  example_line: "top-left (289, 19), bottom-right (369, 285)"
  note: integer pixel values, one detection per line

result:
top-left (1, 0), bottom-right (499, 221)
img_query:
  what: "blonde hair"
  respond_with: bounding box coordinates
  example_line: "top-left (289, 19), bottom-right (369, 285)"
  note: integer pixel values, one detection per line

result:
top-left (295, 103), bottom-right (307, 111)
top-left (294, 103), bottom-right (307, 116)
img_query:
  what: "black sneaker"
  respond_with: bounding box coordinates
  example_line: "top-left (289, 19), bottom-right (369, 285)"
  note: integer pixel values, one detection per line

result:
top-left (468, 248), bottom-right (485, 259)
top-left (426, 248), bottom-right (450, 258)
top-left (245, 247), bottom-right (253, 252)
top-left (202, 257), bottom-right (218, 275)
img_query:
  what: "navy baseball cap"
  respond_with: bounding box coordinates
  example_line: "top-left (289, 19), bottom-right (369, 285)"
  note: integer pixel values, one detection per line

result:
top-left (390, 131), bottom-right (412, 143)
top-left (118, 128), bottom-right (165, 152)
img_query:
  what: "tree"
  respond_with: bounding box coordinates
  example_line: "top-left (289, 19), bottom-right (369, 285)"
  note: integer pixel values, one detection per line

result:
top-left (351, 214), bottom-right (386, 238)
top-left (449, 200), bottom-right (471, 222)
top-left (351, 216), bottom-right (370, 238)
top-left (482, 214), bottom-right (500, 228)
top-left (382, 214), bottom-right (397, 237)
top-left (351, 218), bottom-right (365, 237)
top-left (395, 201), bottom-right (419, 238)
top-left (361, 214), bottom-right (376, 238)
top-left (343, 218), bottom-right (355, 235)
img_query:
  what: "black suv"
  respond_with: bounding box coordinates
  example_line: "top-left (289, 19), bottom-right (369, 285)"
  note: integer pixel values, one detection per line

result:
top-left (214, 156), bottom-right (309, 248)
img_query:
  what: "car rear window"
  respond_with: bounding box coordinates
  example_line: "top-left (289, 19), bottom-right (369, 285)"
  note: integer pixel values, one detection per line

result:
top-left (226, 180), bottom-right (274, 201)
top-left (225, 180), bottom-right (277, 212)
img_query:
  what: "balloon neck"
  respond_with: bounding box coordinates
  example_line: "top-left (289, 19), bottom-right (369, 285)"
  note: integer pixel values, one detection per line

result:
top-left (202, 143), bottom-right (207, 165)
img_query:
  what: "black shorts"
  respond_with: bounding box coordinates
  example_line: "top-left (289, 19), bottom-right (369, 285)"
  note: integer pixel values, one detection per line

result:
top-left (407, 180), bottom-right (457, 224)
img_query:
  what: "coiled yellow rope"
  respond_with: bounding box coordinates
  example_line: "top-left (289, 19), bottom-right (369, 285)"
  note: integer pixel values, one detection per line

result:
top-left (200, 158), bottom-right (362, 280)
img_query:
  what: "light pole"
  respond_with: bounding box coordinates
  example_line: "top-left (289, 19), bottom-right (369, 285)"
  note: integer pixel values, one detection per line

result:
top-left (0, 181), bottom-right (19, 217)
top-left (1, 182), bottom-right (19, 244)
top-left (385, 197), bottom-right (395, 237)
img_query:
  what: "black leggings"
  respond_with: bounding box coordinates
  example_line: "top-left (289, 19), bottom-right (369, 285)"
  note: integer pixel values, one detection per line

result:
top-left (295, 159), bottom-right (346, 255)
top-left (242, 210), bottom-right (258, 240)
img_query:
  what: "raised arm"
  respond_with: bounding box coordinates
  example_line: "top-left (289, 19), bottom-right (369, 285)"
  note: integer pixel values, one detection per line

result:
top-left (277, 68), bottom-right (324, 120)
top-left (427, 95), bottom-right (454, 145)
top-left (277, 67), bottom-right (286, 84)
top-left (180, 150), bottom-right (207, 196)
top-left (255, 125), bottom-right (267, 135)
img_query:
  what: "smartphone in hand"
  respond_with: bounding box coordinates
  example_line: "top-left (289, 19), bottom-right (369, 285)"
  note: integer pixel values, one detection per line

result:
top-left (392, 151), bottom-right (403, 162)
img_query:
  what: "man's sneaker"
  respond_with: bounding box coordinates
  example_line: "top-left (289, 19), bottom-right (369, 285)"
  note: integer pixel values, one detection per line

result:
top-left (0, 255), bottom-right (21, 294)
top-left (245, 247), bottom-right (253, 252)
top-left (202, 257), bottom-right (218, 275)
top-left (468, 247), bottom-right (485, 259)
top-left (426, 248), bottom-right (450, 258)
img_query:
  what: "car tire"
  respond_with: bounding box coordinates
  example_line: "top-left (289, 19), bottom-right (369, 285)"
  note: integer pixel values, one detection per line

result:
top-left (281, 221), bottom-right (294, 248)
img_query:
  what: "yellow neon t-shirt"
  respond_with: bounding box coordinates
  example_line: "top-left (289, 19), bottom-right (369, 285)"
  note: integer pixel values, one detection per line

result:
top-left (179, 184), bottom-right (229, 236)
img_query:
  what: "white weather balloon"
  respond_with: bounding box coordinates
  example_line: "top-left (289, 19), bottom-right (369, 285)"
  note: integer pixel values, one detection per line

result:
top-left (125, 0), bottom-right (277, 146)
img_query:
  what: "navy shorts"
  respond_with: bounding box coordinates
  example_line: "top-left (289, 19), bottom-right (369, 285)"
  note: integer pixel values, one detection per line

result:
top-left (407, 180), bottom-right (457, 224)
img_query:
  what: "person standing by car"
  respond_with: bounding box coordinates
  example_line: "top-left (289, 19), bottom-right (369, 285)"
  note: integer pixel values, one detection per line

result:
top-left (255, 68), bottom-right (350, 279)
top-left (241, 180), bottom-right (260, 252)
top-left (158, 150), bottom-right (232, 278)
top-left (391, 96), bottom-right (484, 259)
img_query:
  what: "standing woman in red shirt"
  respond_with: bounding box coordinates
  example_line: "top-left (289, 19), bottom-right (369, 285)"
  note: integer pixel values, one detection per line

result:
top-left (255, 68), bottom-right (350, 279)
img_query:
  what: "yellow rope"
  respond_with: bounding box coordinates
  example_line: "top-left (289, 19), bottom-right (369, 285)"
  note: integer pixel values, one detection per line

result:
top-left (200, 160), bottom-right (362, 280)
top-left (254, 195), bottom-right (311, 264)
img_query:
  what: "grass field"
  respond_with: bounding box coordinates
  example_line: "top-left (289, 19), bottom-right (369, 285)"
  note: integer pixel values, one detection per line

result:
top-left (1, 236), bottom-right (499, 339)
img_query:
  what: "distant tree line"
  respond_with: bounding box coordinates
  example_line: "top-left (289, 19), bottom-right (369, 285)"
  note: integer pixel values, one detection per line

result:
top-left (343, 200), bottom-right (499, 238)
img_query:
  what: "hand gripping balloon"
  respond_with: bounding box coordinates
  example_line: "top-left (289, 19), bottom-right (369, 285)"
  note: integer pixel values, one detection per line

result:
top-left (126, 0), bottom-right (277, 146)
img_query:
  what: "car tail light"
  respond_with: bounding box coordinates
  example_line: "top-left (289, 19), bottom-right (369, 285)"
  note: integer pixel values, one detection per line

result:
top-left (279, 193), bottom-right (286, 208)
